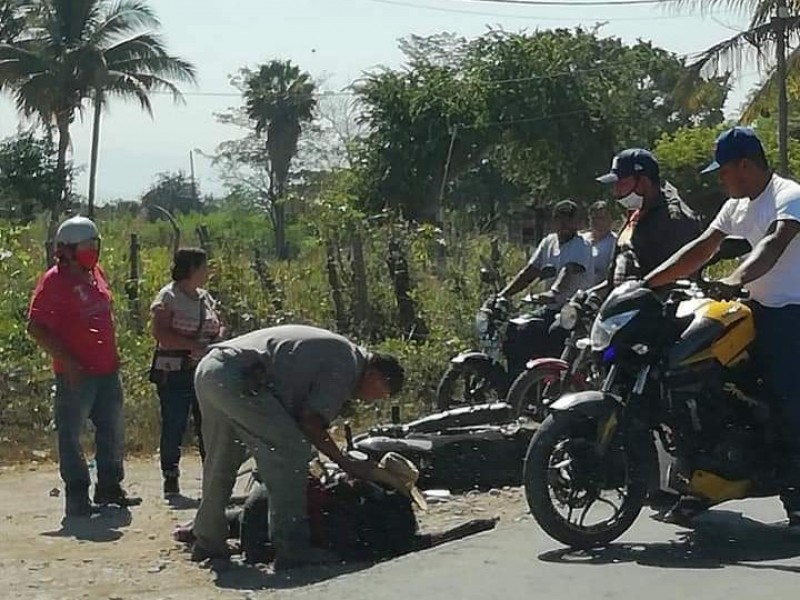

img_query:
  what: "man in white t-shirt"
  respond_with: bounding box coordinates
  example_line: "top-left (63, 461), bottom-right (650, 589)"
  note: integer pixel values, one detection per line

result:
top-left (501, 200), bottom-right (592, 306)
top-left (645, 126), bottom-right (800, 528)
top-left (500, 200), bottom-right (592, 376)
top-left (581, 200), bottom-right (617, 286)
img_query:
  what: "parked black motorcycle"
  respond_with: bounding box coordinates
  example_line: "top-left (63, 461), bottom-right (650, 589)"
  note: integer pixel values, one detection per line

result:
top-left (436, 263), bottom-right (556, 411)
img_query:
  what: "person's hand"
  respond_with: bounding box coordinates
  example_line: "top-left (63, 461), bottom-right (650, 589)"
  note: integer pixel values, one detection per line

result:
top-left (62, 358), bottom-right (84, 389)
top-left (709, 277), bottom-right (744, 301)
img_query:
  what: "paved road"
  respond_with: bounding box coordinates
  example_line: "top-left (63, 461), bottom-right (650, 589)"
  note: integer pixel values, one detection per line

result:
top-left (268, 498), bottom-right (800, 600)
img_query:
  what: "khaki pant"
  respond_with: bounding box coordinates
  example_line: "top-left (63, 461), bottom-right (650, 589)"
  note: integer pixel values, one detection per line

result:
top-left (192, 349), bottom-right (313, 557)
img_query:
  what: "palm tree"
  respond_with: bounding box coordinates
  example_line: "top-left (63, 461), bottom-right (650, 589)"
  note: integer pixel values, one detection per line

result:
top-left (84, 2), bottom-right (196, 218)
top-left (0, 0), bottom-right (196, 259)
top-left (0, 0), bottom-right (33, 45)
top-left (680, 0), bottom-right (800, 175)
top-left (243, 60), bottom-right (317, 259)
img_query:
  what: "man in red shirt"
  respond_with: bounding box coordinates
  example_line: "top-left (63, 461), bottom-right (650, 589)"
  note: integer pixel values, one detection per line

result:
top-left (28, 216), bottom-right (141, 517)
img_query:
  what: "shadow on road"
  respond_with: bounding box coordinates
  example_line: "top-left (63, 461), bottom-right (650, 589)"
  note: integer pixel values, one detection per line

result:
top-left (40, 507), bottom-right (132, 543)
top-left (539, 509), bottom-right (800, 573)
top-left (210, 559), bottom-right (372, 591)
top-left (166, 494), bottom-right (201, 510)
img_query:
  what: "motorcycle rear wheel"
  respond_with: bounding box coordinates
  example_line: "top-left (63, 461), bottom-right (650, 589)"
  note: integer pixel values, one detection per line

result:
top-left (523, 414), bottom-right (652, 549)
top-left (506, 364), bottom-right (583, 421)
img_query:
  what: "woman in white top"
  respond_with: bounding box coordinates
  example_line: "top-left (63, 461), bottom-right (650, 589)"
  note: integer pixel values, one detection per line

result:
top-left (150, 248), bottom-right (224, 498)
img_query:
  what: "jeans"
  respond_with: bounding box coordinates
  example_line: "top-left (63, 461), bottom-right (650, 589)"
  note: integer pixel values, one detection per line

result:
top-left (157, 377), bottom-right (205, 476)
top-left (752, 302), bottom-right (800, 513)
top-left (192, 348), bottom-right (314, 558)
top-left (54, 372), bottom-right (125, 489)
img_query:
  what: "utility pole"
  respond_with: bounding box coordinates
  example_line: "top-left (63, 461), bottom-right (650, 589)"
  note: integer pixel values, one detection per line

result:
top-left (189, 150), bottom-right (198, 200)
top-left (774, 0), bottom-right (790, 176)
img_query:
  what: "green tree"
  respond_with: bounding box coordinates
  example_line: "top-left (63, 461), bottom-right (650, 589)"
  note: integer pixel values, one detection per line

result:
top-left (83, 0), bottom-right (196, 218)
top-left (0, 0), bottom-right (195, 260)
top-left (352, 29), bottom-right (729, 224)
top-left (678, 0), bottom-right (800, 174)
top-left (0, 0), bottom-right (33, 44)
top-left (243, 60), bottom-right (317, 259)
top-left (140, 171), bottom-right (202, 217)
top-left (0, 130), bottom-right (67, 221)
top-left (655, 120), bottom-right (800, 221)
top-left (654, 124), bottom-right (727, 221)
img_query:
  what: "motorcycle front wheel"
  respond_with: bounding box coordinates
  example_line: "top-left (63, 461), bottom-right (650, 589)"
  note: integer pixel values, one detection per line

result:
top-left (436, 362), bottom-right (507, 411)
top-left (523, 413), bottom-right (652, 549)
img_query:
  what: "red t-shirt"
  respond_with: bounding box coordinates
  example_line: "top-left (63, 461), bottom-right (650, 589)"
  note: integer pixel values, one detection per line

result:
top-left (28, 264), bottom-right (120, 375)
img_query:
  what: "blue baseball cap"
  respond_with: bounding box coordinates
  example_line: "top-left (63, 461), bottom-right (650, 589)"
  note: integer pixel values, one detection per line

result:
top-left (701, 126), bottom-right (767, 174)
top-left (597, 148), bottom-right (660, 183)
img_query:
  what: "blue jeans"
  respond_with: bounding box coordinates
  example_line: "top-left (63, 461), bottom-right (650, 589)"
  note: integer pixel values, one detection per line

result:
top-left (54, 372), bottom-right (125, 489)
top-left (752, 302), bottom-right (800, 512)
top-left (157, 376), bottom-right (205, 476)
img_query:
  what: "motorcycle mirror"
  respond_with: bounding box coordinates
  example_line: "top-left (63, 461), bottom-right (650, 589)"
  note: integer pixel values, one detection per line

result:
top-left (707, 237), bottom-right (751, 266)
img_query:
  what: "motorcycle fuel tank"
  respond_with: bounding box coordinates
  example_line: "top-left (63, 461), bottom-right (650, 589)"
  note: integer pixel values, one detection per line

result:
top-left (671, 300), bottom-right (755, 368)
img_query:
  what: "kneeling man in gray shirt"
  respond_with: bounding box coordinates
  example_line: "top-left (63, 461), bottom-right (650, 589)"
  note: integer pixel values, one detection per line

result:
top-left (190, 324), bottom-right (404, 570)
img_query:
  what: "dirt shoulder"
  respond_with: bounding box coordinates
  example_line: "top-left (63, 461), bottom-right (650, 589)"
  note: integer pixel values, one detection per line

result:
top-left (0, 456), bottom-right (528, 600)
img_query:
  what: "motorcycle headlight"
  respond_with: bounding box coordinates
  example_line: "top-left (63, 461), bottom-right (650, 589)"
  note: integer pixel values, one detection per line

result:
top-left (559, 303), bottom-right (579, 331)
top-left (590, 309), bottom-right (639, 351)
top-left (475, 309), bottom-right (490, 335)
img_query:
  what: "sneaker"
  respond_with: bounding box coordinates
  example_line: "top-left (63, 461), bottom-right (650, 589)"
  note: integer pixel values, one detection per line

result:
top-left (94, 484), bottom-right (142, 508)
top-left (273, 547), bottom-right (341, 572)
top-left (163, 474), bottom-right (180, 498)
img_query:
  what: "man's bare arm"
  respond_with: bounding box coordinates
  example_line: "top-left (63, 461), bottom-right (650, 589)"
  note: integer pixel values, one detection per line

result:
top-left (27, 321), bottom-right (80, 367)
top-left (721, 220), bottom-right (800, 287)
top-left (500, 263), bottom-right (541, 298)
top-left (297, 407), bottom-right (377, 480)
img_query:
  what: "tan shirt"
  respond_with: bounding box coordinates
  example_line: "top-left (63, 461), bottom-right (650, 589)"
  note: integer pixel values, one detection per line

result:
top-left (151, 282), bottom-right (221, 347)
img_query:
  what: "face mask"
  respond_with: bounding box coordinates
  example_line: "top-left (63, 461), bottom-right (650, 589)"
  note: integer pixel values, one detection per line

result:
top-left (75, 248), bottom-right (100, 269)
top-left (616, 191), bottom-right (644, 210)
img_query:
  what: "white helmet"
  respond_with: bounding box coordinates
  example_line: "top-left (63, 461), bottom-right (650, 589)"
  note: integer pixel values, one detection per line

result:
top-left (55, 216), bottom-right (100, 246)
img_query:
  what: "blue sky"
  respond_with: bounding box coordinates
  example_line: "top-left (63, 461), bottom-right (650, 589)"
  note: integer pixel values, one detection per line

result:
top-left (0, 0), bottom-right (759, 202)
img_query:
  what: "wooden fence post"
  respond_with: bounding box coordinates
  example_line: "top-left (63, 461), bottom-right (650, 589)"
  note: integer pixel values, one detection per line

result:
top-left (325, 239), bottom-right (348, 333)
top-left (350, 225), bottom-right (370, 336)
top-left (387, 231), bottom-right (428, 341)
top-left (252, 248), bottom-right (284, 312)
top-left (126, 233), bottom-right (142, 333)
top-left (196, 224), bottom-right (212, 256)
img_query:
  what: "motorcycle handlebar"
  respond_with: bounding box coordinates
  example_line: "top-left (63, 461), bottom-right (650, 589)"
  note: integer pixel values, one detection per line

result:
top-left (667, 278), bottom-right (749, 302)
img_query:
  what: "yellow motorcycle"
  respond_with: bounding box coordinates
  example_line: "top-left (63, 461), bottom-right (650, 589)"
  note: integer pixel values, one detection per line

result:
top-left (523, 246), bottom-right (786, 548)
